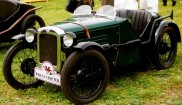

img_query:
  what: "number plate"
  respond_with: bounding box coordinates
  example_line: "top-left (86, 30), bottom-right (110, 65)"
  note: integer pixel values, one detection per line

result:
top-left (34, 61), bottom-right (61, 86)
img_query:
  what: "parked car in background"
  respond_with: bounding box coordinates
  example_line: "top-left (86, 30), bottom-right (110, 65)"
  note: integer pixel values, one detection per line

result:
top-left (0, 0), bottom-right (45, 43)
top-left (3, 5), bottom-right (181, 104)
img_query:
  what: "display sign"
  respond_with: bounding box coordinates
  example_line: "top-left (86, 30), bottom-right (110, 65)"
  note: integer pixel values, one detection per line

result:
top-left (34, 61), bottom-right (61, 86)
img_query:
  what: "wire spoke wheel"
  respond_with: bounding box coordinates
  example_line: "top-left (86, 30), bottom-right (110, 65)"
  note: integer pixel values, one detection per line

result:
top-left (70, 56), bottom-right (104, 98)
top-left (3, 42), bottom-right (43, 89)
top-left (155, 27), bottom-right (177, 69)
top-left (61, 50), bottom-right (109, 104)
top-left (158, 33), bottom-right (172, 64)
top-left (12, 48), bottom-right (36, 83)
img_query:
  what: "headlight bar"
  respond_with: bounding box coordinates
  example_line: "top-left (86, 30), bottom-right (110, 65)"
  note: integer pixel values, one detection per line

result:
top-left (38, 26), bottom-right (65, 36)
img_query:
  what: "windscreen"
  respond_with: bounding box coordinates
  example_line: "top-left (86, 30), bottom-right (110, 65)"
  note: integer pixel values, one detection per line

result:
top-left (96, 5), bottom-right (116, 17)
top-left (73, 5), bottom-right (92, 16)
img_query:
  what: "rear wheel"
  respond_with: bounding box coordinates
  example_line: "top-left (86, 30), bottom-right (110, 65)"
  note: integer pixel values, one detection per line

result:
top-left (3, 41), bottom-right (43, 89)
top-left (61, 50), bottom-right (110, 104)
top-left (21, 14), bottom-right (45, 33)
top-left (154, 27), bottom-right (177, 70)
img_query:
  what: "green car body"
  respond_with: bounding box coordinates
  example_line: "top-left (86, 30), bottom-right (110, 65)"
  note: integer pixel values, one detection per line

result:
top-left (37, 16), bottom-right (141, 71)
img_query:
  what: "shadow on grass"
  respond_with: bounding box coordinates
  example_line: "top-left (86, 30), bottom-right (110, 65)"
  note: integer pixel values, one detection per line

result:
top-left (109, 60), bottom-right (155, 80)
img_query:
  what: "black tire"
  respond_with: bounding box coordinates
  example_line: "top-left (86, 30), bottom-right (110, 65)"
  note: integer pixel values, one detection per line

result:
top-left (21, 14), bottom-right (45, 33)
top-left (61, 50), bottom-right (110, 104)
top-left (154, 27), bottom-right (177, 70)
top-left (3, 41), bottom-right (43, 90)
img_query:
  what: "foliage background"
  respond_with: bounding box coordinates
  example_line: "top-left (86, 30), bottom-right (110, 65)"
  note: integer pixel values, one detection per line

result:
top-left (0, 0), bottom-right (182, 104)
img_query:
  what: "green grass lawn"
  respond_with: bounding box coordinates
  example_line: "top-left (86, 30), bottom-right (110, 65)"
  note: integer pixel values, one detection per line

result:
top-left (0, 0), bottom-right (182, 104)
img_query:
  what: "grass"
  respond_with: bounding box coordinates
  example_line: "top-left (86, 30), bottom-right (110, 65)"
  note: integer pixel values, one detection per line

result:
top-left (0, 0), bottom-right (182, 104)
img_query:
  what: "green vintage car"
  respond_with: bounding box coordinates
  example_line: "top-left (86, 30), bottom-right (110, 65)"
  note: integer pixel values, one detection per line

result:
top-left (3, 5), bottom-right (181, 104)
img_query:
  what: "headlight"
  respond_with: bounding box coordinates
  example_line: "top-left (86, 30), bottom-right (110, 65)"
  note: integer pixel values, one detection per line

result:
top-left (25, 28), bottom-right (37, 43)
top-left (63, 32), bottom-right (76, 47)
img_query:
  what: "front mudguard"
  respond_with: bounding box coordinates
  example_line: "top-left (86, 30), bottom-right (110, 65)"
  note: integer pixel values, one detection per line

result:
top-left (155, 20), bottom-right (181, 44)
top-left (11, 34), bottom-right (37, 49)
top-left (11, 34), bottom-right (25, 40)
top-left (11, 34), bottom-right (37, 44)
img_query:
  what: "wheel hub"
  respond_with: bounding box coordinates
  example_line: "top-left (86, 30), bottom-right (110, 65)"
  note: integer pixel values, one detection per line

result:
top-left (159, 41), bottom-right (170, 55)
top-left (21, 58), bottom-right (36, 76)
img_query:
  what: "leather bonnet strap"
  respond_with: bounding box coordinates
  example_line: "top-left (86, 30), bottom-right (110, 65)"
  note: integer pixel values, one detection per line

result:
top-left (63, 21), bottom-right (91, 39)
top-left (72, 22), bottom-right (90, 39)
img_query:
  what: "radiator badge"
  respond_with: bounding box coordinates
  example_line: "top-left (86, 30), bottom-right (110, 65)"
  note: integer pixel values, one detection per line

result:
top-left (42, 61), bottom-right (55, 75)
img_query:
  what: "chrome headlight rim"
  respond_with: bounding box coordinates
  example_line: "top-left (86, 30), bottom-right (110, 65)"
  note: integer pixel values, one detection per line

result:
top-left (63, 32), bottom-right (76, 47)
top-left (25, 28), bottom-right (37, 43)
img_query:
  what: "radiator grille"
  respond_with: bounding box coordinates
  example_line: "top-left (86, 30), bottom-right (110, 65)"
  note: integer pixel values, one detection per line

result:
top-left (39, 33), bottom-right (57, 65)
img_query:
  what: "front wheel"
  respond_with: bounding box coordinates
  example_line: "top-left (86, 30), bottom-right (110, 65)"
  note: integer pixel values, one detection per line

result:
top-left (154, 27), bottom-right (177, 70)
top-left (3, 41), bottom-right (43, 90)
top-left (61, 50), bottom-right (110, 104)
